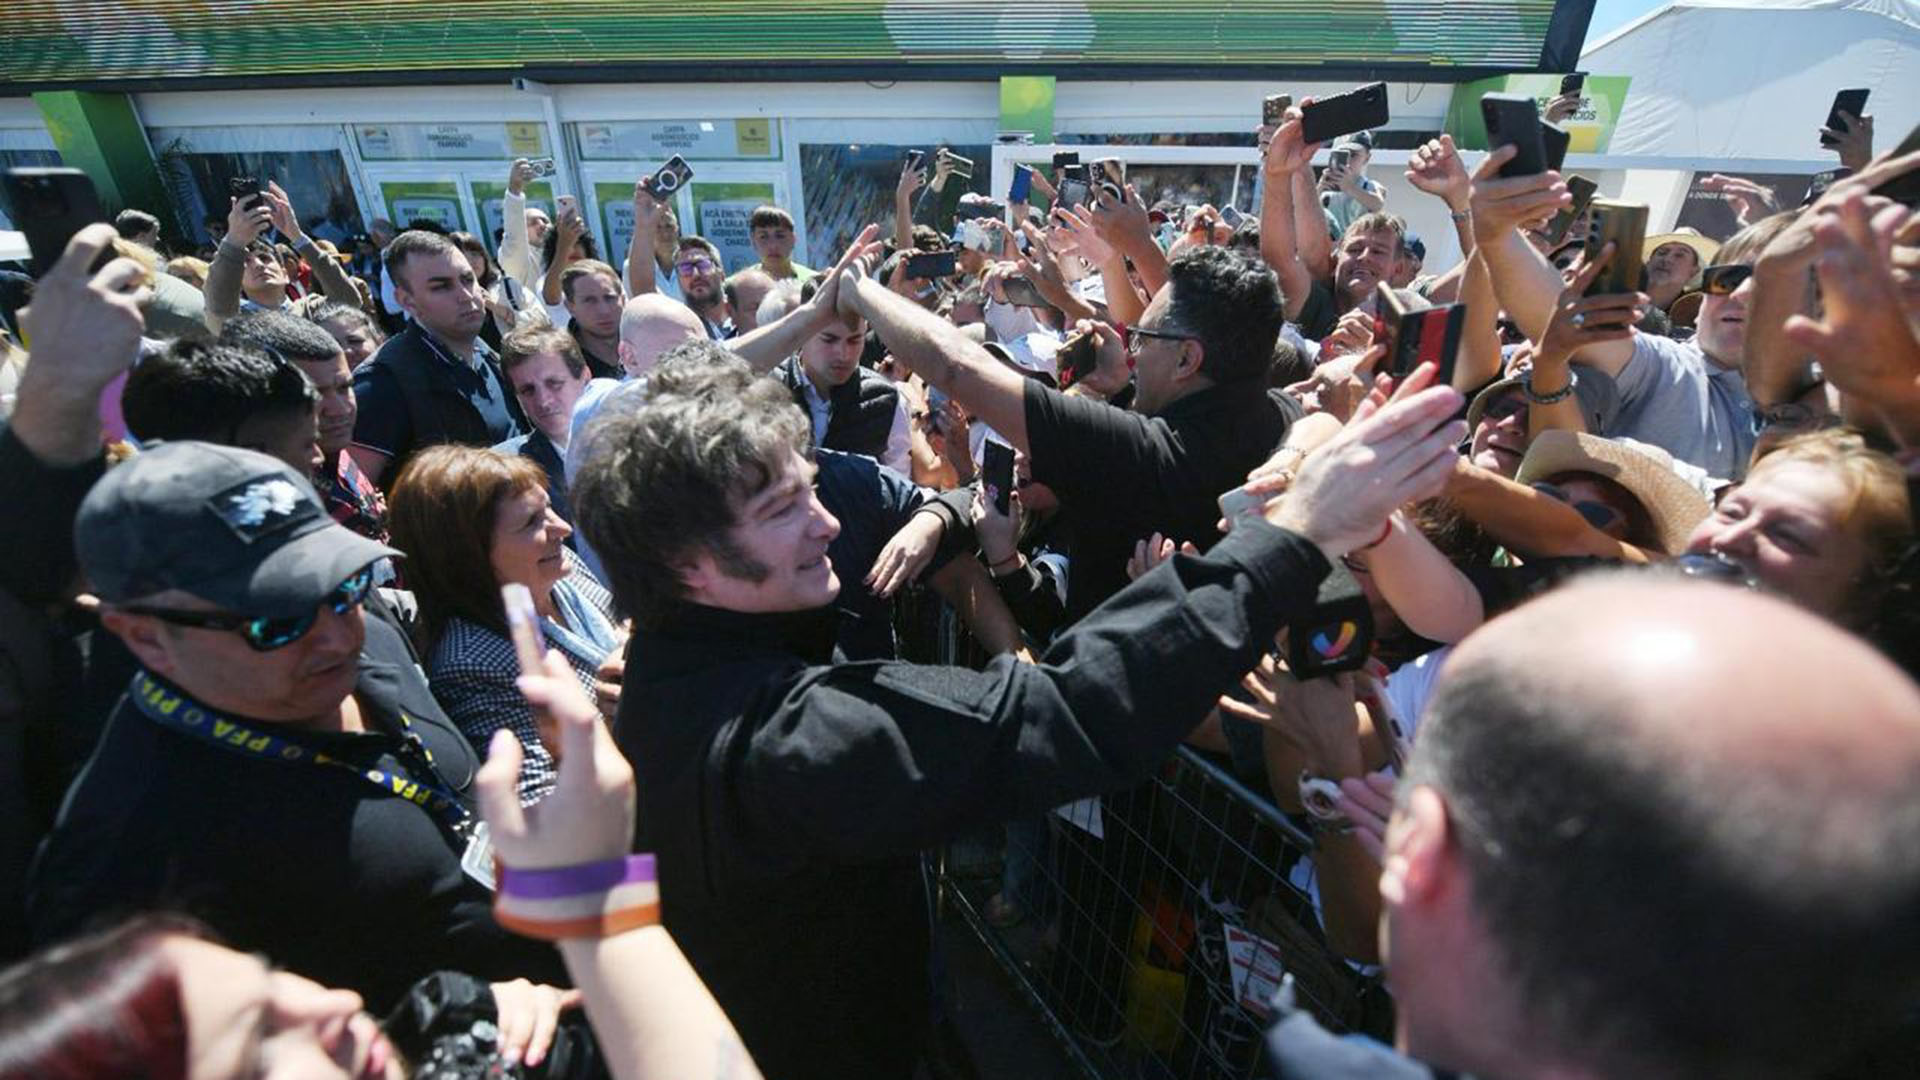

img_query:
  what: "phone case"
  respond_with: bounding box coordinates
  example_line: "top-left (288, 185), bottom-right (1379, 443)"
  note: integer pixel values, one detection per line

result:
top-left (1482, 94), bottom-right (1548, 178)
top-left (1300, 82), bottom-right (1389, 145)
top-left (1584, 199), bottom-right (1650, 296)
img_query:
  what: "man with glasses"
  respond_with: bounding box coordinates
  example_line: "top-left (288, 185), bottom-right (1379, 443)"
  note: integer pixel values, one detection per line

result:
top-left (843, 244), bottom-right (1303, 624)
top-left (28, 442), bottom-right (567, 1009)
top-left (674, 236), bottom-right (734, 340)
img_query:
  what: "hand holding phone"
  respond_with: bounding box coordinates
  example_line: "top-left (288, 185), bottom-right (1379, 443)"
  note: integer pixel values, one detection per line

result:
top-left (1372, 285), bottom-right (1466, 385)
top-left (1300, 82), bottom-right (1389, 146)
top-left (982, 440), bottom-right (1016, 517)
top-left (1009, 164), bottom-right (1034, 204)
top-left (1481, 94), bottom-right (1549, 178)
top-left (1822, 88), bottom-right (1870, 148)
top-left (5, 167), bottom-right (110, 277)
top-left (1583, 199), bottom-right (1649, 296)
top-left (642, 155), bottom-right (695, 199)
top-left (1262, 94), bottom-right (1293, 128)
top-left (905, 250), bottom-right (958, 280)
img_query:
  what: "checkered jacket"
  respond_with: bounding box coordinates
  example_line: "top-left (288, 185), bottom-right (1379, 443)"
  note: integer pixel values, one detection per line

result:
top-left (425, 563), bottom-right (619, 805)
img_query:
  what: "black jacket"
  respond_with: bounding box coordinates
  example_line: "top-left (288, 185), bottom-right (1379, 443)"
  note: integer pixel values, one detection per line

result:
top-left (1025, 377), bottom-right (1302, 625)
top-left (622, 520), bottom-right (1330, 1079)
top-left (775, 357), bottom-right (901, 464)
top-left (27, 616), bottom-right (566, 1011)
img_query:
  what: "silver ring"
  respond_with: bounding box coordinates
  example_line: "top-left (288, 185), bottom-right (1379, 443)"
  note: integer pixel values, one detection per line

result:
top-left (1570, 312), bottom-right (1586, 328)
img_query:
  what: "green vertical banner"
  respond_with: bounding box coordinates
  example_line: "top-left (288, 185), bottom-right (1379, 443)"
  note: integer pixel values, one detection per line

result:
top-left (34, 90), bottom-right (182, 242)
top-left (999, 76), bottom-right (1056, 142)
top-left (1446, 74), bottom-right (1632, 155)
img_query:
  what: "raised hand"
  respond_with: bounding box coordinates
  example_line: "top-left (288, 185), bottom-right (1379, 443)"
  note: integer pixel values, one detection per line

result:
top-left (1824, 110), bottom-right (1875, 173)
top-left (1536, 244), bottom-right (1647, 364)
top-left (1267, 379), bottom-right (1466, 557)
top-left (263, 181), bottom-right (306, 244)
top-left (1404, 134), bottom-right (1470, 212)
top-left (225, 192), bottom-right (274, 248)
top-left (1782, 191), bottom-right (1920, 405)
top-left (1468, 144), bottom-right (1569, 244)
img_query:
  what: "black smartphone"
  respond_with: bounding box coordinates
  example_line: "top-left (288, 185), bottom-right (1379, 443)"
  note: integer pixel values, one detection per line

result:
top-left (904, 149), bottom-right (926, 173)
top-left (1874, 121), bottom-right (1920, 208)
top-left (1373, 285), bottom-right (1465, 386)
top-left (982, 439), bottom-right (1015, 517)
top-left (905, 250), bottom-right (957, 280)
top-left (1560, 72), bottom-right (1587, 96)
top-left (4, 167), bottom-right (108, 276)
top-left (1054, 329), bottom-right (1096, 389)
top-left (229, 175), bottom-right (264, 211)
top-left (1001, 274), bottom-right (1050, 308)
top-left (1050, 151), bottom-right (1080, 177)
top-left (1544, 175), bottom-right (1600, 245)
top-left (1299, 82), bottom-right (1389, 145)
top-left (1481, 94), bottom-right (1548, 178)
top-left (1057, 177), bottom-right (1090, 212)
top-left (1822, 88), bottom-right (1870, 148)
top-left (1542, 122), bottom-right (1571, 172)
top-left (1584, 199), bottom-right (1650, 296)
top-left (643, 155), bottom-right (695, 199)
top-left (1262, 93), bottom-right (1293, 127)
top-left (1009, 164), bottom-right (1033, 203)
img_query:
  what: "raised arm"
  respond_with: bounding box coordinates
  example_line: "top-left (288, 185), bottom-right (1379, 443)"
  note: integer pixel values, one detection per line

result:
top-left (893, 159), bottom-right (925, 253)
top-left (499, 159), bottom-right (539, 287)
top-left (1361, 511), bottom-right (1485, 643)
top-left (1089, 183), bottom-right (1170, 300)
top-left (264, 182), bottom-right (358, 309)
top-left (1259, 109), bottom-right (1323, 321)
top-left (728, 225), bottom-right (886, 374)
top-left (203, 195), bottom-right (274, 332)
top-left (623, 185), bottom-right (665, 298)
top-left (1525, 247), bottom-right (1644, 438)
top-left (1443, 457), bottom-right (1656, 563)
top-left (841, 268), bottom-right (1034, 451)
top-left (543, 207), bottom-right (585, 307)
top-left (1462, 147), bottom-right (1631, 374)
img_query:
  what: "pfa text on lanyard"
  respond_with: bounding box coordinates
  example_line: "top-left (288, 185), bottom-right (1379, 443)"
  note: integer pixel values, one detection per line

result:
top-left (127, 670), bottom-right (497, 888)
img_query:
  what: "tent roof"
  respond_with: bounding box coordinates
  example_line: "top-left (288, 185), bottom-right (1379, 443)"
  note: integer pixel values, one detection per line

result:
top-left (1582, 0), bottom-right (1920, 162)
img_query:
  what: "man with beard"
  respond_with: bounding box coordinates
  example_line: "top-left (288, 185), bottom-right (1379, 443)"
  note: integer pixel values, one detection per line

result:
top-left (1260, 106), bottom-right (1411, 341)
top-left (673, 236), bottom-right (734, 339)
top-left (350, 231), bottom-right (524, 489)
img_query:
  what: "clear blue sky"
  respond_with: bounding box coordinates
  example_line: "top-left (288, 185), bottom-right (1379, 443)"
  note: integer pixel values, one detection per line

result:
top-left (1587, 0), bottom-right (1669, 44)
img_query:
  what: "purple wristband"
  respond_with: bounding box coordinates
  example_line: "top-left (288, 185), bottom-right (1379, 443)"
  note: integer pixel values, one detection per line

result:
top-left (498, 854), bottom-right (655, 901)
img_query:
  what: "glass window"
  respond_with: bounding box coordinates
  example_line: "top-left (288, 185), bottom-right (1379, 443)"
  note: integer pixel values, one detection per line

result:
top-left (799, 142), bottom-right (992, 268)
top-left (152, 136), bottom-right (360, 251)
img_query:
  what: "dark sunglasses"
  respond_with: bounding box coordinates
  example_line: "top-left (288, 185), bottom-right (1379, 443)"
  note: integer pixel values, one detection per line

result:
top-left (1482, 394), bottom-right (1529, 423)
top-left (1699, 264), bottom-right (1754, 296)
top-left (1531, 481), bottom-right (1621, 532)
top-left (119, 567), bottom-right (376, 652)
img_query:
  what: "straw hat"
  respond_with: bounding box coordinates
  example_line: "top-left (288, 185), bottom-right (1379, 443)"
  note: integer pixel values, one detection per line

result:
top-left (1641, 228), bottom-right (1721, 286)
top-left (1515, 431), bottom-right (1711, 556)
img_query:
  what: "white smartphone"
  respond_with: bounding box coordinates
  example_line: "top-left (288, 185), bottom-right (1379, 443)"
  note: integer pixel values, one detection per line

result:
top-left (1217, 485), bottom-right (1270, 529)
top-left (555, 194), bottom-right (580, 221)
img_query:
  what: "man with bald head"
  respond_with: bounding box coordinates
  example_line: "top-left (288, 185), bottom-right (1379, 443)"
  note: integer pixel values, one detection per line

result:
top-left (616, 292), bottom-right (708, 382)
top-left (725, 268), bottom-right (779, 334)
top-left (1271, 574), bottom-right (1920, 1079)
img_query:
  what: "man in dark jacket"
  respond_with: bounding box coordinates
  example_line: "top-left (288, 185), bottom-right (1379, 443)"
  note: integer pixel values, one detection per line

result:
top-left (28, 441), bottom-right (568, 1010)
top-left (571, 337), bottom-right (1465, 1079)
top-left (771, 285), bottom-right (910, 474)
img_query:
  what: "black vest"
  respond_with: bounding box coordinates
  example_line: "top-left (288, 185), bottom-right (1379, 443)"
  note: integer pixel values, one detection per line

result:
top-left (776, 358), bottom-right (899, 463)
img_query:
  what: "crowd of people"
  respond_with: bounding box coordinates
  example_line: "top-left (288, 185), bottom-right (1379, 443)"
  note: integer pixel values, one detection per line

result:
top-left (0, 87), bottom-right (1918, 1080)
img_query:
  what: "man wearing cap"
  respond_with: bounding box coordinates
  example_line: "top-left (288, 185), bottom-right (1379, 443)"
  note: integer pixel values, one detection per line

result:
top-left (27, 442), bottom-right (566, 1009)
top-left (1319, 131), bottom-right (1386, 238)
top-left (1643, 227), bottom-right (1719, 327)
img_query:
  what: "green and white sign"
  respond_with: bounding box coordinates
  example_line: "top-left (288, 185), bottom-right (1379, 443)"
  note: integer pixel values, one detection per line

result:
top-left (380, 180), bottom-right (466, 231)
top-left (1446, 74), bottom-right (1632, 155)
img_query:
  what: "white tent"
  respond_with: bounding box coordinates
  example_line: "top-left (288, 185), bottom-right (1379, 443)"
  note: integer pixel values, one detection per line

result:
top-left (1583, 0), bottom-right (1920, 167)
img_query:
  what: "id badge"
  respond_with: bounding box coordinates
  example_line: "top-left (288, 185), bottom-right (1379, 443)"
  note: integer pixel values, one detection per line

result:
top-left (459, 820), bottom-right (497, 891)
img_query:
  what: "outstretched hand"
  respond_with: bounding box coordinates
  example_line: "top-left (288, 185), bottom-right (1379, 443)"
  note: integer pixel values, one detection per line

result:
top-left (1267, 366), bottom-right (1465, 558)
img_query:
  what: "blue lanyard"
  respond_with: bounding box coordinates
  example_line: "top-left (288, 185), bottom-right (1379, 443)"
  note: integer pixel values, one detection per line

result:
top-left (127, 670), bottom-right (475, 836)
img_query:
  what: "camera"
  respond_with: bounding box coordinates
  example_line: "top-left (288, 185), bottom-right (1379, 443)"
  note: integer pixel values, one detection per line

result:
top-left (527, 158), bottom-right (556, 179)
top-left (383, 972), bottom-right (605, 1080)
top-left (643, 155), bottom-right (694, 199)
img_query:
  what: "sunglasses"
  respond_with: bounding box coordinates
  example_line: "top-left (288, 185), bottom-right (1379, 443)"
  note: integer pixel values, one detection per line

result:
top-left (1699, 264), bottom-right (1754, 296)
top-left (1120, 323), bottom-right (1197, 357)
top-left (1531, 481), bottom-right (1621, 533)
top-left (119, 567), bottom-right (376, 652)
top-left (1482, 394), bottom-right (1529, 424)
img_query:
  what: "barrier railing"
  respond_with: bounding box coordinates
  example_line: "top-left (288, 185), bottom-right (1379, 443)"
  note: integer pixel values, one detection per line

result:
top-left (936, 747), bottom-right (1386, 1079)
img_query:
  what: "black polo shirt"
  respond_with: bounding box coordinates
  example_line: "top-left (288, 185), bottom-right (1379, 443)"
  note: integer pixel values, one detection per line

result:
top-left (27, 616), bottom-right (565, 1011)
top-left (351, 322), bottom-right (524, 489)
top-left (1024, 377), bottom-right (1302, 624)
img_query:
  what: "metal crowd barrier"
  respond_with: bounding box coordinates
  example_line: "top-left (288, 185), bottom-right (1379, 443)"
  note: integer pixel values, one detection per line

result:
top-left (936, 748), bottom-right (1386, 1080)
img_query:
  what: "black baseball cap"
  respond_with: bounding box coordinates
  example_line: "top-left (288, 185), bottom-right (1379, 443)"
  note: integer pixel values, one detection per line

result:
top-left (77, 441), bottom-right (400, 618)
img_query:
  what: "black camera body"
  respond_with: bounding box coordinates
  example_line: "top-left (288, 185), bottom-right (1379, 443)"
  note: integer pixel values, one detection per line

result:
top-left (383, 972), bottom-right (606, 1080)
